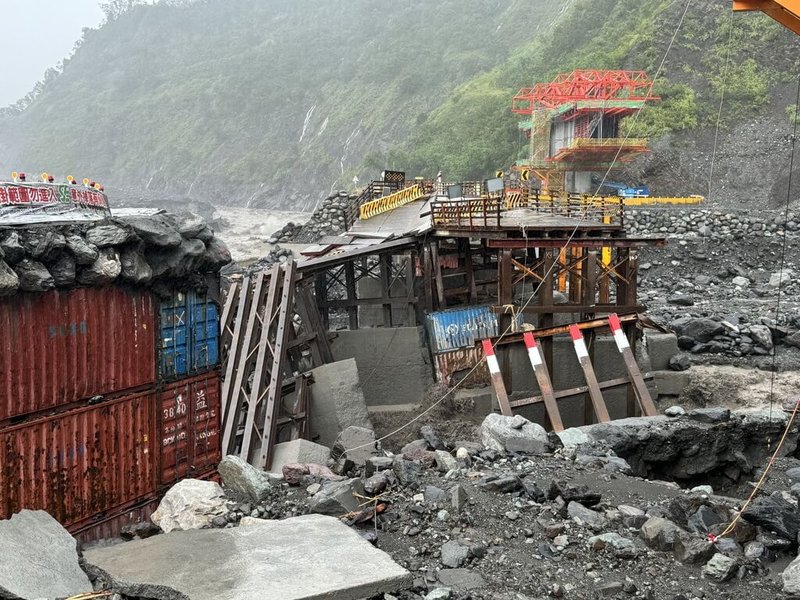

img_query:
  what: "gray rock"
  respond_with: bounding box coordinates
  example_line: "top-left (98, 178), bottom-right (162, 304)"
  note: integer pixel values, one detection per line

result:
top-left (425, 588), bottom-right (453, 600)
top-left (787, 467), bottom-right (800, 482)
top-left (77, 247), bottom-right (122, 285)
top-left (119, 246), bottom-right (154, 283)
top-left (85, 222), bottom-right (137, 247)
top-left (783, 553), bottom-right (800, 596)
top-left (364, 472), bottom-right (388, 495)
top-left (196, 226), bottom-right (215, 242)
top-left (596, 582), bottom-right (625, 597)
top-left (618, 505), bottom-right (648, 528)
top-left (168, 212), bottom-right (207, 238)
top-left (731, 275), bottom-right (750, 287)
top-left (420, 425), bottom-right (448, 450)
top-left (667, 293), bottom-right (694, 306)
top-left (151, 479), bottom-right (228, 533)
top-left (65, 234), bottom-right (99, 264)
top-left (669, 354), bottom-right (690, 371)
top-left (401, 439), bottom-right (429, 454)
top-left (218, 455), bottom-right (273, 503)
top-left (202, 237), bottom-right (232, 268)
top-left (440, 540), bottom-right (469, 568)
top-left (687, 505), bottom-right (723, 534)
top-left (14, 258), bottom-right (54, 292)
top-left (451, 485), bottom-right (469, 511)
top-left (640, 517), bottom-right (685, 551)
top-left (664, 405), bottom-right (686, 417)
top-left (270, 439), bottom-right (331, 474)
top-left (437, 568), bottom-right (486, 590)
top-left (308, 478), bottom-right (364, 516)
top-left (749, 324), bottom-right (773, 350)
top-left (742, 491), bottom-right (800, 542)
top-left (688, 407), bottom-right (730, 423)
top-left (548, 480), bottom-right (601, 506)
top-left (588, 533), bottom-right (636, 552)
top-left (434, 450), bottom-right (458, 473)
top-left (769, 270), bottom-right (792, 288)
top-left (0, 510), bottom-right (92, 599)
top-left (49, 252), bottom-right (77, 287)
top-left (703, 553), bottom-right (737, 582)
top-left (0, 259), bottom-right (19, 296)
top-left (333, 426), bottom-right (379, 466)
top-left (481, 413), bottom-right (548, 454)
top-left (744, 540), bottom-right (766, 560)
top-left (521, 478), bottom-right (545, 502)
top-left (20, 228), bottom-right (66, 261)
top-left (366, 456), bottom-right (394, 475)
top-left (0, 231), bottom-right (25, 263)
top-left (424, 485), bottom-right (448, 504)
top-left (673, 317), bottom-right (725, 343)
top-left (123, 215), bottom-right (183, 247)
top-left (147, 238), bottom-right (206, 278)
top-left (479, 475), bottom-right (523, 493)
top-left (574, 454), bottom-right (633, 475)
top-left (392, 455), bottom-right (423, 487)
top-left (567, 501), bottom-right (606, 530)
top-left (674, 536), bottom-right (716, 564)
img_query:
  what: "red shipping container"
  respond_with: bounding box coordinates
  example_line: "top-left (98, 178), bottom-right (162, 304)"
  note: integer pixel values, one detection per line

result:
top-left (0, 286), bottom-right (156, 423)
top-left (0, 389), bottom-right (157, 531)
top-left (158, 372), bottom-right (221, 484)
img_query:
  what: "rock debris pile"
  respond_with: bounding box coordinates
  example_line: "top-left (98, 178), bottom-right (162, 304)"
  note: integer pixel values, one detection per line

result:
top-left (138, 409), bottom-right (800, 600)
top-left (275, 190), bottom-right (357, 243)
top-left (627, 207), bottom-right (800, 240)
top-left (0, 212), bottom-right (231, 296)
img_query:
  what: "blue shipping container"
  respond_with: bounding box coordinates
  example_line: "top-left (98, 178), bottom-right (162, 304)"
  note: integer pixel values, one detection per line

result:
top-left (426, 305), bottom-right (521, 354)
top-left (159, 291), bottom-right (220, 379)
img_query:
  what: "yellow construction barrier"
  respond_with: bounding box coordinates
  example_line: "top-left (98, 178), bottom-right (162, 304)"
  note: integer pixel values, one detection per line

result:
top-left (359, 184), bottom-right (424, 220)
top-left (623, 195), bottom-right (704, 206)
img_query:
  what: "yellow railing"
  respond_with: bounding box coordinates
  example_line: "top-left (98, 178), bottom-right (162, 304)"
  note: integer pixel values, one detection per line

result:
top-left (623, 195), bottom-right (704, 206)
top-left (359, 184), bottom-right (425, 220)
top-left (571, 137), bottom-right (648, 148)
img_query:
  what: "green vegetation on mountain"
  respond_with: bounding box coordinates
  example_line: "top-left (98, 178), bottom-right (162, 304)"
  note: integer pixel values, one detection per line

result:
top-left (1, 0), bottom-right (799, 206)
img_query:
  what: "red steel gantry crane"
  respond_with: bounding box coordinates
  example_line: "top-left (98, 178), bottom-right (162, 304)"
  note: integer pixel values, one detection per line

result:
top-left (733, 0), bottom-right (800, 35)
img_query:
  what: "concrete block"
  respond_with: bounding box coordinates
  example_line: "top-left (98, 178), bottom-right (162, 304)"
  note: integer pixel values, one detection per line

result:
top-left (452, 387), bottom-right (493, 417)
top-left (645, 332), bottom-right (679, 371)
top-left (85, 514), bottom-right (413, 600)
top-left (0, 510), bottom-right (92, 599)
top-left (270, 439), bottom-right (332, 474)
top-left (332, 327), bottom-right (433, 407)
top-left (357, 277), bottom-right (412, 327)
top-left (310, 357), bottom-right (373, 448)
top-left (653, 370), bottom-right (690, 397)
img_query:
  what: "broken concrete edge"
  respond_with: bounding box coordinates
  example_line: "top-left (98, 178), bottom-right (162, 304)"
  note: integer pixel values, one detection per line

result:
top-left (0, 586), bottom-right (23, 600)
top-left (83, 561), bottom-right (190, 600)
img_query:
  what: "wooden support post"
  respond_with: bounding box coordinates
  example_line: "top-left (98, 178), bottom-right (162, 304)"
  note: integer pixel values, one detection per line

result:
top-left (598, 250), bottom-right (610, 305)
top-left (584, 326), bottom-right (597, 425)
top-left (569, 324), bottom-right (610, 423)
top-left (463, 239), bottom-right (478, 303)
top-left (221, 274), bottom-right (251, 426)
top-left (314, 271), bottom-right (330, 331)
top-left (583, 250), bottom-right (598, 313)
top-left (609, 314), bottom-right (657, 417)
top-left (406, 251), bottom-right (417, 326)
top-left (422, 243), bottom-right (434, 313)
top-left (430, 241), bottom-right (446, 309)
top-left (539, 248), bottom-right (555, 372)
top-left (482, 339), bottom-right (513, 416)
top-left (344, 261), bottom-right (358, 330)
top-left (523, 332), bottom-right (563, 431)
top-left (379, 253), bottom-right (393, 327)
top-left (557, 247), bottom-right (568, 293)
top-left (499, 248), bottom-right (514, 392)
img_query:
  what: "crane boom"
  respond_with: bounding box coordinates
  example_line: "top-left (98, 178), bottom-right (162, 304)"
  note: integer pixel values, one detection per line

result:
top-left (733, 0), bottom-right (800, 35)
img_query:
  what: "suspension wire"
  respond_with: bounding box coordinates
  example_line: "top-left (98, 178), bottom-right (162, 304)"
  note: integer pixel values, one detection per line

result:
top-left (344, 0), bottom-right (694, 453)
top-left (767, 72), bottom-right (800, 430)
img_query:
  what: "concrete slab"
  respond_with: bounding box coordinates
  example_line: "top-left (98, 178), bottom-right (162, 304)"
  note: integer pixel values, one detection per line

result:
top-left (332, 327), bottom-right (433, 407)
top-left (653, 370), bottom-right (690, 396)
top-left (85, 514), bottom-right (412, 600)
top-left (645, 332), bottom-right (679, 371)
top-left (310, 358), bottom-right (373, 447)
top-left (0, 510), bottom-right (92, 599)
top-left (270, 439), bottom-right (332, 474)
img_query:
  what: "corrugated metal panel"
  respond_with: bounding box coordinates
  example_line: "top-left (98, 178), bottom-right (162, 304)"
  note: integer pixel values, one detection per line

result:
top-left (0, 286), bottom-right (156, 423)
top-left (435, 347), bottom-right (490, 387)
top-left (158, 372), bottom-right (221, 484)
top-left (158, 291), bottom-right (220, 379)
top-left (427, 305), bottom-right (503, 353)
top-left (0, 389), bottom-right (157, 530)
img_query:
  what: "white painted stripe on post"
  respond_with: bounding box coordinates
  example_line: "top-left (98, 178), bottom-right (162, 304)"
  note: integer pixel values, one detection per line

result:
top-left (573, 337), bottom-right (589, 359)
top-left (613, 329), bottom-right (630, 351)
top-left (527, 347), bottom-right (543, 366)
top-left (486, 354), bottom-right (500, 374)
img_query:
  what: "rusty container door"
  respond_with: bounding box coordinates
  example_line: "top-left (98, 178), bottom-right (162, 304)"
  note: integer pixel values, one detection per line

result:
top-left (158, 372), bottom-right (221, 485)
top-left (0, 286), bottom-right (156, 423)
top-left (0, 389), bottom-right (157, 531)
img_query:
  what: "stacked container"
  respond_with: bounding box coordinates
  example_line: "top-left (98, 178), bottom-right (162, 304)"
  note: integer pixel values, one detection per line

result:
top-left (0, 285), bottom-right (222, 541)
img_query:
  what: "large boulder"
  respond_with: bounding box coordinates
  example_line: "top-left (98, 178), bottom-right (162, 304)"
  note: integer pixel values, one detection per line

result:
top-left (218, 455), bottom-right (273, 503)
top-left (481, 413), bottom-right (549, 454)
top-left (77, 247), bottom-right (122, 285)
top-left (20, 229), bottom-right (66, 261)
top-left (65, 234), bottom-right (99, 265)
top-left (0, 231), bottom-right (25, 263)
top-left (0, 259), bottom-right (19, 296)
top-left (742, 491), bottom-right (800, 542)
top-left (167, 212), bottom-right (207, 238)
top-left (333, 426), bottom-right (379, 466)
top-left (0, 510), bottom-right (92, 599)
top-left (308, 478), bottom-right (364, 516)
top-left (119, 246), bottom-right (154, 284)
top-left (85, 222), bottom-right (138, 247)
top-left (640, 517), bottom-right (686, 551)
top-left (146, 238), bottom-right (206, 278)
top-left (270, 439), bottom-right (331, 473)
top-left (783, 553), bottom-right (800, 596)
top-left (14, 259), bottom-right (54, 292)
top-left (672, 317), bottom-right (725, 344)
top-left (123, 215), bottom-right (183, 247)
top-left (151, 479), bottom-right (228, 533)
top-left (49, 253), bottom-right (77, 288)
top-left (202, 237), bottom-right (232, 269)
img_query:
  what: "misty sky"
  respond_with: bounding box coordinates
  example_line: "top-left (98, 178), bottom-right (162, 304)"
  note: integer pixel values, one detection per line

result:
top-left (0, 0), bottom-right (105, 107)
